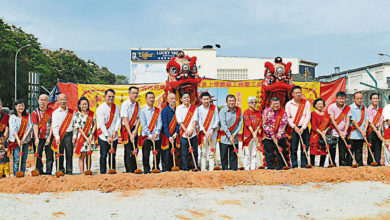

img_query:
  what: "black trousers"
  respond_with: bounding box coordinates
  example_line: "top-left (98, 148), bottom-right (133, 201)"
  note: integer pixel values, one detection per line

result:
top-left (180, 136), bottom-right (198, 171)
top-left (35, 138), bottom-right (54, 174)
top-left (337, 136), bottom-right (350, 166)
top-left (142, 139), bottom-right (161, 174)
top-left (56, 132), bottom-right (73, 174)
top-left (310, 154), bottom-right (326, 167)
top-left (123, 127), bottom-right (139, 173)
top-left (349, 139), bottom-right (364, 166)
top-left (99, 138), bottom-right (118, 174)
top-left (219, 142), bottom-right (238, 171)
top-left (290, 127), bottom-right (310, 168)
top-left (161, 140), bottom-right (174, 172)
top-left (264, 138), bottom-right (289, 170)
top-left (368, 132), bottom-right (382, 166)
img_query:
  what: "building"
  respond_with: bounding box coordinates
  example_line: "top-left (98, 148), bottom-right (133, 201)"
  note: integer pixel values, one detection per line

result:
top-left (317, 62), bottom-right (390, 93)
top-left (316, 62), bottom-right (390, 106)
top-left (130, 48), bottom-right (318, 83)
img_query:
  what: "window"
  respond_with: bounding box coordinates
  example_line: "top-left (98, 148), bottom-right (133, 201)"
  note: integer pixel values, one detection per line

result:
top-left (217, 69), bottom-right (248, 80)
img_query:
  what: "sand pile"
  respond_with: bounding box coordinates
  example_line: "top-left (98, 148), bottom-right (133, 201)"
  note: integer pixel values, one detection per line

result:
top-left (0, 166), bottom-right (389, 194)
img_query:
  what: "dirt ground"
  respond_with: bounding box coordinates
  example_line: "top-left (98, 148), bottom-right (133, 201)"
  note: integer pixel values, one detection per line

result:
top-left (1, 182), bottom-right (389, 219)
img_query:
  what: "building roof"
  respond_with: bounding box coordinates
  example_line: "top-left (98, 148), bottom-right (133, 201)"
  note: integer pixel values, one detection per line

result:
top-left (316, 62), bottom-right (390, 79)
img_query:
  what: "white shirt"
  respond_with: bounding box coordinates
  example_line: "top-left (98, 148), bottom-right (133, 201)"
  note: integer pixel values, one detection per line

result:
top-left (176, 104), bottom-right (198, 138)
top-left (197, 104), bottom-right (219, 140)
top-left (96, 102), bottom-right (121, 141)
top-left (52, 106), bottom-right (75, 140)
top-left (139, 106), bottom-right (162, 140)
top-left (383, 104), bottom-right (390, 128)
top-left (120, 99), bottom-right (140, 126)
top-left (9, 114), bottom-right (33, 143)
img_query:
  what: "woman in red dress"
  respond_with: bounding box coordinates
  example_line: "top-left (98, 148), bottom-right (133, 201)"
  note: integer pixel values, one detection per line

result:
top-left (310, 98), bottom-right (330, 167)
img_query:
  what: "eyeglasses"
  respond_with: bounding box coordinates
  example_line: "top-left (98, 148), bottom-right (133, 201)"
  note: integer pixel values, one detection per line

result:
top-left (250, 101), bottom-right (258, 104)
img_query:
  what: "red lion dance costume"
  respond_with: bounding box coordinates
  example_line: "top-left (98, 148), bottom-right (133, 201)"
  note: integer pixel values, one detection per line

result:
top-left (260, 57), bottom-right (294, 109)
top-left (260, 57), bottom-right (295, 167)
top-left (163, 51), bottom-right (202, 169)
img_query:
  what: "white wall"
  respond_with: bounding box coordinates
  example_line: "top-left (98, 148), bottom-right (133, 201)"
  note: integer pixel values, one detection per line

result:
top-left (183, 49), bottom-right (217, 78)
top-left (347, 64), bottom-right (389, 93)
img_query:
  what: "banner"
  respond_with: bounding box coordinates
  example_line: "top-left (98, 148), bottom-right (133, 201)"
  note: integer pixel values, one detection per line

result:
top-left (131, 50), bottom-right (181, 61)
top-left (52, 78), bottom-right (342, 114)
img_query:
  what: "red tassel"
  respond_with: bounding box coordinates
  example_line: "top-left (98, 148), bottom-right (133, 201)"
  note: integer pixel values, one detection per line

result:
top-left (56, 153), bottom-right (63, 158)
top-left (233, 148), bottom-right (238, 153)
top-left (346, 145), bottom-right (351, 150)
top-left (109, 148), bottom-right (115, 154)
top-left (367, 143), bottom-right (372, 148)
top-left (278, 148), bottom-right (283, 153)
top-left (87, 151), bottom-right (92, 156)
top-left (257, 146), bottom-right (262, 151)
top-left (326, 145), bottom-right (330, 150)
top-left (18, 152), bottom-right (23, 157)
top-left (152, 150), bottom-right (158, 155)
top-left (170, 148), bottom-right (176, 154)
top-left (210, 147), bottom-right (215, 153)
top-left (189, 147), bottom-right (194, 153)
top-left (132, 150), bottom-right (137, 156)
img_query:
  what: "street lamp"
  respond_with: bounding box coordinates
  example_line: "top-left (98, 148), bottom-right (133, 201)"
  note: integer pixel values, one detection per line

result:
top-left (15, 44), bottom-right (31, 101)
top-left (377, 53), bottom-right (390, 58)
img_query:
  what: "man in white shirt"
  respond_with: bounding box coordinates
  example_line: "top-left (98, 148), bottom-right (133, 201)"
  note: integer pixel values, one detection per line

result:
top-left (120, 86), bottom-right (141, 173)
top-left (96, 89), bottom-right (121, 174)
top-left (176, 92), bottom-right (198, 171)
top-left (139, 92), bottom-right (162, 174)
top-left (197, 92), bottom-right (219, 171)
top-left (51, 94), bottom-right (75, 175)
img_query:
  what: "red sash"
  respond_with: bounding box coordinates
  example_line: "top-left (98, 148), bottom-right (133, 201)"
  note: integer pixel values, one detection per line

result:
top-left (8, 113), bottom-right (29, 152)
top-left (218, 107), bottom-right (242, 138)
top-left (384, 126), bottom-right (390, 139)
top-left (367, 107), bottom-right (383, 135)
top-left (198, 104), bottom-right (216, 146)
top-left (312, 112), bottom-right (330, 139)
top-left (96, 104), bottom-right (116, 137)
top-left (51, 109), bottom-right (74, 152)
top-left (138, 108), bottom-right (160, 147)
top-left (350, 105), bottom-right (365, 133)
top-left (75, 110), bottom-right (94, 155)
top-left (121, 102), bottom-right (140, 145)
top-left (179, 105), bottom-right (197, 138)
top-left (273, 108), bottom-right (285, 134)
top-left (243, 110), bottom-right (262, 147)
top-left (334, 105), bottom-right (351, 125)
top-left (37, 107), bottom-right (54, 130)
top-left (161, 113), bottom-right (178, 150)
top-left (0, 113), bottom-right (9, 132)
top-left (286, 99), bottom-right (307, 138)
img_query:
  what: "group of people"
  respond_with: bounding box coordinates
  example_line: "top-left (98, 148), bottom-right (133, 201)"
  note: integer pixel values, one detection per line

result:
top-left (0, 85), bottom-right (390, 177)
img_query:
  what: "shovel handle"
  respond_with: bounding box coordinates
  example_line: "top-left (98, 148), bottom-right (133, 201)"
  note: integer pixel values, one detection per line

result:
top-left (207, 138), bottom-right (220, 167)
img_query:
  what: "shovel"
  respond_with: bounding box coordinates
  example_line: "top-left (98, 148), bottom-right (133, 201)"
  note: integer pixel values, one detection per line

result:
top-left (207, 138), bottom-right (221, 170)
top-left (364, 138), bottom-right (378, 166)
top-left (31, 142), bottom-right (40, 176)
top-left (322, 136), bottom-right (335, 168)
top-left (151, 140), bottom-right (160, 173)
top-left (187, 137), bottom-right (200, 172)
top-left (107, 141), bottom-right (117, 174)
top-left (298, 133), bottom-right (312, 168)
top-left (170, 139), bottom-right (180, 171)
top-left (255, 139), bottom-right (265, 169)
top-left (341, 137), bottom-right (358, 168)
top-left (55, 152), bottom-right (64, 177)
top-left (231, 142), bottom-right (245, 170)
top-left (15, 141), bottom-right (24, 178)
top-left (85, 141), bottom-right (93, 175)
top-left (131, 140), bottom-right (143, 174)
top-left (273, 139), bottom-right (290, 170)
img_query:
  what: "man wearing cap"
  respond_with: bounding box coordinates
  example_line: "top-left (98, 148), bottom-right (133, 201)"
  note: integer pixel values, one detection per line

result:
top-left (242, 96), bottom-right (262, 170)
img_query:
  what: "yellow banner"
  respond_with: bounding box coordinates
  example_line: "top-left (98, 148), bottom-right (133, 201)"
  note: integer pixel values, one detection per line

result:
top-left (78, 80), bottom-right (320, 112)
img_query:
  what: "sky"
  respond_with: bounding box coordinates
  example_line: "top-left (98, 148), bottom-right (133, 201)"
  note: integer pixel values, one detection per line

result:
top-left (1, 0), bottom-right (390, 78)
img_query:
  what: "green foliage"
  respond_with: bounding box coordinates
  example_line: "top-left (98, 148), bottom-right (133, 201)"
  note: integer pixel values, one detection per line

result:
top-left (0, 18), bottom-right (118, 108)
